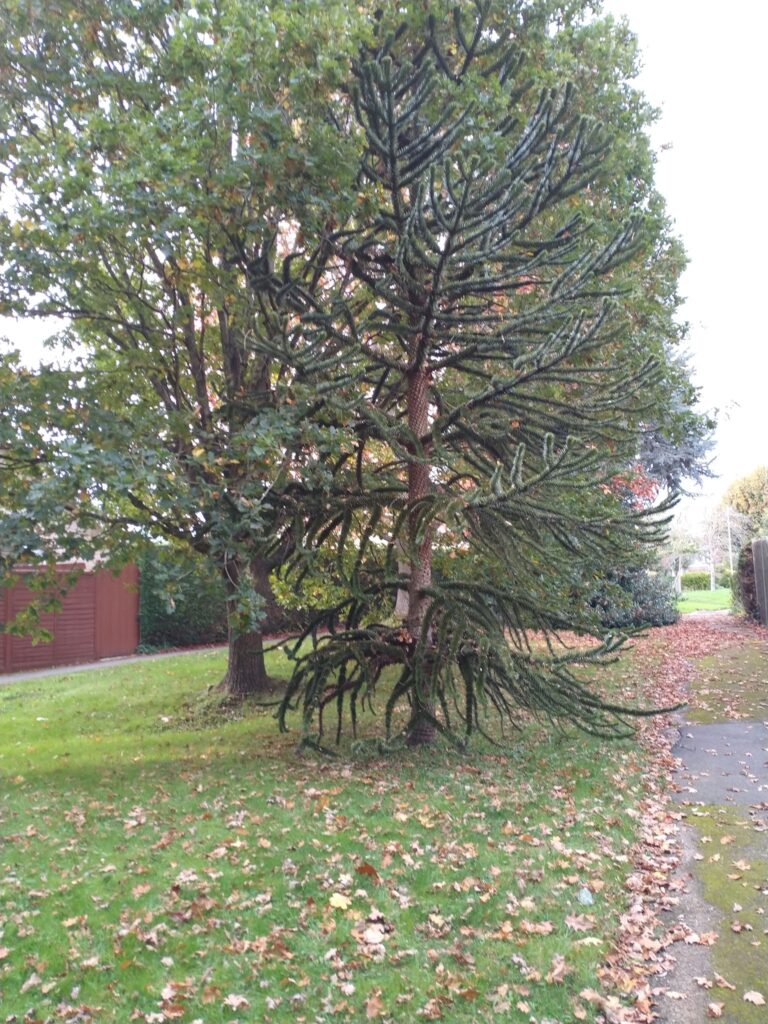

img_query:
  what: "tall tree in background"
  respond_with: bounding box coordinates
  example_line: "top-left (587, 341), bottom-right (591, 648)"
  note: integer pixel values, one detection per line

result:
top-left (724, 466), bottom-right (768, 539)
top-left (279, 1), bottom-right (696, 747)
top-left (0, 0), bottom-right (371, 693)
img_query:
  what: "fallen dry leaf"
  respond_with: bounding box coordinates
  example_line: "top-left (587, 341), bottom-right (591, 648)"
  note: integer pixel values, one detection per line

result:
top-left (579, 988), bottom-right (603, 1003)
top-left (20, 972), bottom-right (42, 994)
top-left (730, 920), bottom-right (752, 934)
top-left (362, 923), bottom-right (388, 944)
top-left (366, 991), bottom-right (385, 1019)
top-left (565, 913), bottom-right (595, 932)
top-left (222, 994), bottom-right (250, 1010)
top-left (456, 988), bottom-right (479, 1001)
top-left (356, 862), bottom-right (381, 885)
top-left (714, 974), bottom-right (735, 991)
top-left (519, 918), bottom-right (554, 935)
top-left (744, 991), bottom-right (766, 1006)
top-left (419, 996), bottom-right (447, 1020)
top-left (546, 954), bottom-right (571, 984)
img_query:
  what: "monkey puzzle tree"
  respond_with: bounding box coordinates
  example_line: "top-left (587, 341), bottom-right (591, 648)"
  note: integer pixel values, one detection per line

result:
top-left (278, 2), bottom-right (689, 747)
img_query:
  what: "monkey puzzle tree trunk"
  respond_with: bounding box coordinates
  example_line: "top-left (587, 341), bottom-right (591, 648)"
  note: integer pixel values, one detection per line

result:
top-left (404, 366), bottom-right (437, 746)
top-left (218, 555), bottom-right (277, 697)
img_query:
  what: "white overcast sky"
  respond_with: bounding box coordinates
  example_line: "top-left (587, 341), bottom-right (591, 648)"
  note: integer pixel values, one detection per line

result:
top-left (602, 0), bottom-right (768, 511)
top-left (3, 1), bottom-right (766, 512)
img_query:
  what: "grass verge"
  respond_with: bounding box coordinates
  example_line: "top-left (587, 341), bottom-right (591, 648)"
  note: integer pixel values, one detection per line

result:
top-left (677, 589), bottom-right (731, 614)
top-left (682, 805), bottom-right (768, 1023)
top-left (1, 647), bottom-right (654, 1022)
top-left (687, 644), bottom-right (768, 723)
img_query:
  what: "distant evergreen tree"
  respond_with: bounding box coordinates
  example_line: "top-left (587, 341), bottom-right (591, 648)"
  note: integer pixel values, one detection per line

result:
top-left (279, 2), bottom-right (680, 747)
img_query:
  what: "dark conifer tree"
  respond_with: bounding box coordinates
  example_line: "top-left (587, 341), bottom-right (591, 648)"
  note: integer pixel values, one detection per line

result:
top-left (279, 2), bottom-right (680, 747)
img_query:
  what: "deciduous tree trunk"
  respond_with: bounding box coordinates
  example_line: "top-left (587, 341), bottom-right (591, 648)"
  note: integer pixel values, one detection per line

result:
top-left (221, 625), bottom-right (271, 696)
top-left (218, 555), bottom-right (277, 697)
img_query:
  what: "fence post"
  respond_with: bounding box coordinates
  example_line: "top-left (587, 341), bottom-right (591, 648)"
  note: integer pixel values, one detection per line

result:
top-left (751, 538), bottom-right (768, 626)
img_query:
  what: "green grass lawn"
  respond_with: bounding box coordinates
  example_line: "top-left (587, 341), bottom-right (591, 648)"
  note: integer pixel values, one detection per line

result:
top-left (677, 587), bottom-right (731, 614)
top-left (0, 647), bottom-right (652, 1022)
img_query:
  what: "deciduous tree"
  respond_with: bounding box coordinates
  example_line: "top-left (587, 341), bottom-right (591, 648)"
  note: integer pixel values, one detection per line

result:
top-left (2, 1), bottom-right (708, 739)
top-left (0, 0), bottom-right (370, 692)
top-left (724, 467), bottom-right (768, 539)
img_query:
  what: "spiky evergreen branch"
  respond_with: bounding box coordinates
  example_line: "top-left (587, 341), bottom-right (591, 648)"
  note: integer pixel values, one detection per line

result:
top-left (277, 6), bottom-right (686, 746)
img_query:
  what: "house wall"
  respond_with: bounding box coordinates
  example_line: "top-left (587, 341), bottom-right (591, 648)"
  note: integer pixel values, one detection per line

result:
top-left (1, 565), bottom-right (139, 674)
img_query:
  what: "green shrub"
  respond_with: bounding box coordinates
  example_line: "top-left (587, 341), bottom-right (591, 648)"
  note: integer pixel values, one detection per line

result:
top-left (591, 568), bottom-right (679, 628)
top-left (717, 568), bottom-right (733, 590)
top-left (681, 571), bottom-right (710, 591)
top-left (733, 544), bottom-right (759, 620)
top-left (139, 549), bottom-right (229, 649)
top-left (139, 548), bottom-right (305, 648)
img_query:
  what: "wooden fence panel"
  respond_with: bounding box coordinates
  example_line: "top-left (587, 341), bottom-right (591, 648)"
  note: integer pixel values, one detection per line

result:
top-left (1, 565), bottom-right (139, 674)
top-left (5, 583), bottom-right (56, 674)
top-left (95, 565), bottom-right (140, 659)
top-left (53, 572), bottom-right (97, 665)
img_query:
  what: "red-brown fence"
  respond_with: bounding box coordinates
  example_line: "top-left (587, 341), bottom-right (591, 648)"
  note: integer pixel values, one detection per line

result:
top-left (1, 564), bottom-right (139, 675)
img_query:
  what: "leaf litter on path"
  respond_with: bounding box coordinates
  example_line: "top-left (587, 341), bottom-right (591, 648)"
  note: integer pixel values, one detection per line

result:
top-left (591, 613), bottom-right (768, 1021)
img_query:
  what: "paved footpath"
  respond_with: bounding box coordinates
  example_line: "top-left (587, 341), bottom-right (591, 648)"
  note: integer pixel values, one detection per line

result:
top-left (657, 613), bottom-right (768, 1023)
top-left (675, 720), bottom-right (768, 807)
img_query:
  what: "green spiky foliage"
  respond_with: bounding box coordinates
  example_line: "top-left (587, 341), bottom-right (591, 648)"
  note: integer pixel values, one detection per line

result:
top-left (278, 2), bottom-right (681, 748)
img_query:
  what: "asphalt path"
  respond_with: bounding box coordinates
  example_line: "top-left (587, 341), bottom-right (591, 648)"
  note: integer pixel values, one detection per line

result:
top-left (657, 614), bottom-right (768, 1022)
top-left (674, 720), bottom-right (768, 807)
